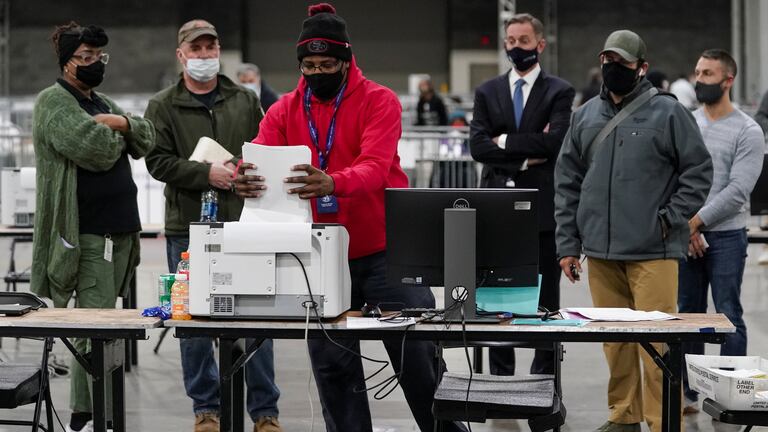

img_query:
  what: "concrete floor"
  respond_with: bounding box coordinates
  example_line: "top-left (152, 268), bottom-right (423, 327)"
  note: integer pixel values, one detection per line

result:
top-left (0, 235), bottom-right (767, 431)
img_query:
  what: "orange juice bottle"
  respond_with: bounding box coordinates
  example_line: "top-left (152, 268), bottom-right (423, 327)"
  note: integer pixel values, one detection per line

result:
top-left (171, 273), bottom-right (191, 320)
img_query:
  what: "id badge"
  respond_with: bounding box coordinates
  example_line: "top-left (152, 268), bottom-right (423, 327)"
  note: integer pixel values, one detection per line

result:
top-left (317, 195), bottom-right (339, 214)
top-left (103, 235), bottom-right (113, 263)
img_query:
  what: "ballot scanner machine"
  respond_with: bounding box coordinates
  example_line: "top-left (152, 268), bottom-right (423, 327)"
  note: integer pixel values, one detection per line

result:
top-left (187, 143), bottom-right (353, 319)
top-left (188, 221), bottom-right (351, 319)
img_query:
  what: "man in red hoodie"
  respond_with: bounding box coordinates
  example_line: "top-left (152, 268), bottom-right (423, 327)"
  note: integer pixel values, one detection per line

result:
top-left (234, 4), bottom-right (466, 432)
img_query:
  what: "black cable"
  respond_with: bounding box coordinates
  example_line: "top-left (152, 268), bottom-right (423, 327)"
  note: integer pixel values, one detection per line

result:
top-left (369, 322), bottom-right (413, 400)
top-left (288, 253), bottom-right (393, 392)
top-left (460, 299), bottom-right (473, 432)
top-left (49, 391), bottom-right (68, 431)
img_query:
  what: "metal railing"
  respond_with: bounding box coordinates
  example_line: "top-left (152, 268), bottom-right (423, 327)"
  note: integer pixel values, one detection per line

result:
top-left (398, 126), bottom-right (480, 188)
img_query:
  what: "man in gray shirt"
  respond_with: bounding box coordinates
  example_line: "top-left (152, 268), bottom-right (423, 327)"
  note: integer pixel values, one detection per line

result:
top-left (679, 49), bottom-right (765, 414)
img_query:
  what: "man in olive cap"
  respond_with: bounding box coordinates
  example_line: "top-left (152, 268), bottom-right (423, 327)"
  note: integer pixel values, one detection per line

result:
top-left (554, 30), bottom-right (712, 432)
top-left (145, 19), bottom-right (280, 432)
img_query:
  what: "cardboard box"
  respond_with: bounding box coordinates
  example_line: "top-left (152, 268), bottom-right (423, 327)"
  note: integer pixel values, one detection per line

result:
top-left (686, 354), bottom-right (768, 411)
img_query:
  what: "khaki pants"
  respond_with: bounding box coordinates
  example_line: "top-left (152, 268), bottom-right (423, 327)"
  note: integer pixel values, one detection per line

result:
top-left (587, 257), bottom-right (678, 432)
top-left (70, 233), bottom-right (135, 414)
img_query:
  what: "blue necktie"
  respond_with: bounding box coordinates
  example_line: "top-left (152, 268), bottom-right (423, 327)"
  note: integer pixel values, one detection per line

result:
top-left (513, 78), bottom-right (525, 128)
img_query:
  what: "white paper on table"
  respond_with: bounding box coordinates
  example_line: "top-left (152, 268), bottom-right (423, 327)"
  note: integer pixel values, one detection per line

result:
top-left (189, 137), bottom-right (235, 163)
top-left (559, 307), bottom-right (679, 322)
top-left (346, 317), bottom-right (417, 329)
top-left (240, 143), bottom-right (311, 223)
top-left (711, 368), bottom-right (768, 379)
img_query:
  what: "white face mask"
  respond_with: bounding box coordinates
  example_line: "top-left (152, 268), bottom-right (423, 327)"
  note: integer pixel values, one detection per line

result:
top-left (242, 82), bottom-right (261, 97)
top-left (185, 58), bottom-right (220, 82)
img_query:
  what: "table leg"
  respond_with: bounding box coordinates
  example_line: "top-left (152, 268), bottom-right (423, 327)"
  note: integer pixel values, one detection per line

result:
top-left (667, 343), bottom-right (683, 432)
top-left (91, 340), bottom-right (109, 432)
top-left (122, 275), bottom-right (138, 371)
top-left (233, 352), bottom-right (245, 432)
top-left (111, 360), bottom-right (126, 432)
top-left (220, 338), bottom-right (235, 432)
top-left (662, 356), bottom-right (669, 432)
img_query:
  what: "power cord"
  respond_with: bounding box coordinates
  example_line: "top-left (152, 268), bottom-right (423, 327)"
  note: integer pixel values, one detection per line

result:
top-left (288, 253), bottom-right (392, 393)
top-left (50, 396), bottom-right (69, 431)
top-left (304, 302), bottom-right (315, 432)
top-left (458, 291), bottom-right (473, 432)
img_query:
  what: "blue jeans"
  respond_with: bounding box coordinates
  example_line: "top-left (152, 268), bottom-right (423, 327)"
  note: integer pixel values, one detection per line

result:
top-left (167, 235), bottom-right (280, 420)
top-left (678, 229), bottom-right (748, 401)
top-left (308, 251), bottom-right (467, 432)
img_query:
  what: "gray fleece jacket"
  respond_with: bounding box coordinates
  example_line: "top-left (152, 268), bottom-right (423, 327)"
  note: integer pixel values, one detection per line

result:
top-left (555, 79), bottom-right (713, 261)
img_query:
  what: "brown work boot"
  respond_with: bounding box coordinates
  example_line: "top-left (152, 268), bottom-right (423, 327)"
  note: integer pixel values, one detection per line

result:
top-left (254, 416), bottom-right (282, 432)
top-left (194, 412), bottom-right (220, 432)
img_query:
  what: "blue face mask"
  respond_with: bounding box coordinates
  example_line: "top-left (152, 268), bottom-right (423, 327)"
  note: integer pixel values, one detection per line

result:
top-left (242, 82), bottom-right (260, 95)
top-left (185, 57), bottom-right (220, 82)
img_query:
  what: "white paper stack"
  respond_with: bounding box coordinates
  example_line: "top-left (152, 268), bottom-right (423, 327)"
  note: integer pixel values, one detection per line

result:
top-left (559, 307), bottom-right (679, 322)
top-left (239, 143), bottom-right (312, 223)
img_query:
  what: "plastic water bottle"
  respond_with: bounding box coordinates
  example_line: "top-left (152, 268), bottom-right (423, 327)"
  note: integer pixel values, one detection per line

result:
top-left (200, 189), bottom-right (218, 222)
top-left (177, 251), bottom-right (190, 275)
top-left (170, 273), bottom-right (191, 320)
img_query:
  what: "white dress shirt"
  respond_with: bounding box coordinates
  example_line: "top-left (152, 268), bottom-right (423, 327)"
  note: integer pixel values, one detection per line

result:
top-left (498, 64), bottom-right (541, 172)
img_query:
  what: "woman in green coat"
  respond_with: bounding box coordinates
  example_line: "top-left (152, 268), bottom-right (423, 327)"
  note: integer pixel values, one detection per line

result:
top-left (31, 22), bottom-right (154, 432)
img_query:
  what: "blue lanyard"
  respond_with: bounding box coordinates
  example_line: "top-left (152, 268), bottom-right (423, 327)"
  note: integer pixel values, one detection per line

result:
top-left (303, 83), bottom-right (346, 170)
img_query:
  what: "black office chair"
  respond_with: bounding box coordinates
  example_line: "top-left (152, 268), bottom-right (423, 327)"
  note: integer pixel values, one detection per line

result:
top-left (0, 292), bottom-right (54, 431)
top-left (434, 341), bottom-right (566, 432)
top-left (702, 398), bottom-right (768, 432)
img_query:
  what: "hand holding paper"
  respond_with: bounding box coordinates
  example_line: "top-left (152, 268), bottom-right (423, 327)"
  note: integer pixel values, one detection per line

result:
top-left (234, 162), bottom-right (265, 198)
top-left (238, 143), bottom-right (312, 223)
top-left (208, 161), bottom-right (234, 190)
top-left (285, 164), bottom-right (335, 199)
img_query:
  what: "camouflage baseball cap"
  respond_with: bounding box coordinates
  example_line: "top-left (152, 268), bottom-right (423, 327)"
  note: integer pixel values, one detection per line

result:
top-left (600, 30), bottom-right (646, 62)
top-left (178, 20), bottom-right (218, 46)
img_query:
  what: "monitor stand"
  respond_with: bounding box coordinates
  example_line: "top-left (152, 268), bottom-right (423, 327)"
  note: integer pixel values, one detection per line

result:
top-left (443, 208), bottom-right (499, 323)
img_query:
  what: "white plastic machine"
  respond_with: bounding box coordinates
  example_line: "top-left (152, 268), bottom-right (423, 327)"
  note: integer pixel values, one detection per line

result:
top-left (188, 222), bottom-right (351, 318)
top-left (187, 143), bottom-right (351, 319)
top-left (1, 167), bottom-right (35, 227)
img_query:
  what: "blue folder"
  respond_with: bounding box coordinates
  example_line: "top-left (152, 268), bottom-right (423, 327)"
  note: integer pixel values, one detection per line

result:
top-left (475, 275), bottom-right (542, 315)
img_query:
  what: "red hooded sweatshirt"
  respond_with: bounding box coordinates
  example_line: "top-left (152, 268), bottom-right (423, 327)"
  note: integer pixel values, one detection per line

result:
top-left (252, 57), bottom-right (409, 259)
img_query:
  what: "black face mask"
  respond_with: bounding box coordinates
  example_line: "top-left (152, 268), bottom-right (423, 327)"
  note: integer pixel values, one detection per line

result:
top-left (695, 80), bottom-right (726, 105)
top-left (506, 47), bottom-right (539, 72)
top-left (304, 70), bottom-right (345, 100)
top-left (75, 61), bottom-right (105, 88)
top-left (602, 62), bottom-right (641, 96)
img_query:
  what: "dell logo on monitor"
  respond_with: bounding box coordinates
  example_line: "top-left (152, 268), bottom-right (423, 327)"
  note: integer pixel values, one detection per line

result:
top-left (453, 198), bottom-right (470, 209)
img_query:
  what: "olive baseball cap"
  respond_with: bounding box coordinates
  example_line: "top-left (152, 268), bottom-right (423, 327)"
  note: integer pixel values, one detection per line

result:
top-left (178, 20), bottom-right (218, 46)
top-left (600, 30), bottom-right (646, 62)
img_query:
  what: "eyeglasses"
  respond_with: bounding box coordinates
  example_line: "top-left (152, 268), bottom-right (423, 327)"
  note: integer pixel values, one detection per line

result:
top-left (299, 59), bottom-right (341, 74)
top-left (71, 52), bottom-right (110, 65)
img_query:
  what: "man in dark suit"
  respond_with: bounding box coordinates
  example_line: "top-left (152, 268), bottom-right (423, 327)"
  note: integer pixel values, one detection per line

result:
top-left (469, 12), bottom-right (574, 375)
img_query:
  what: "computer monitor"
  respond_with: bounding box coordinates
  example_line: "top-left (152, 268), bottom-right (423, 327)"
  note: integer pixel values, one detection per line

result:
top-left (750, 154), bottom-right (768, 215)
top-left (386, 188), bottom-right (539, 290)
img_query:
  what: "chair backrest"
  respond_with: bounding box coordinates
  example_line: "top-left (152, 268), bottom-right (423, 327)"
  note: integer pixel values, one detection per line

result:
top-left (0, 292), bottom-right (46, 309)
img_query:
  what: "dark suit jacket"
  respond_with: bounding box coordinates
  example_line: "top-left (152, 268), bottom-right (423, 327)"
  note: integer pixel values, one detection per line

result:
top-left (470, 69), bottom-right (575, 231)
top-left (259, 81), bottom-right (279, 112)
